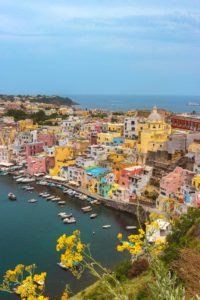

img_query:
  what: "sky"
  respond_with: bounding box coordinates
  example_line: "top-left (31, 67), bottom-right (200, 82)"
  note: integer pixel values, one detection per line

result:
top-left (0, 0), bottom-right (200, 96)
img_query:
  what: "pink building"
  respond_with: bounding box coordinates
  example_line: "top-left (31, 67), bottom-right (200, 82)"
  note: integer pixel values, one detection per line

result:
top-left (27, 156), bottom-right (55, 176)
top-left (37, 133), bottom-right (56, 147)
top-left (119, 166), bottom-right (143, 187)
top-left (24, 142), bottom-right (44, 158)
top-left (160, 167), bottom-right (194, 198)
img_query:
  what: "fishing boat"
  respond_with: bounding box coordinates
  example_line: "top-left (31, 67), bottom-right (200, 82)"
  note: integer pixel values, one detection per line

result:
top-left (90, 213), bottom-right (98, 219)
top-left (126, 226), bottom-right (137, 230)
top-left (42, 193), bottom-right (51, 198)
top-left (25, 186), bottom-right (34, 191)
top-left (102, 225), bottom-right (111, 229)
top-left (81, 206), bottom-right (92, 212)
top-left (46, 195), bottom-right (55, 200)
top-left (21, 178), bottom-right (35, 183)
top-left (58, 201), bottom-right (66, 205)
top-left (28, 199), bottom-right (38, 203)
top-left (57, 262), bottom-right (67, 270)
top-left (8, 193), bottom-right (17, 200)
top-left (58, 213), bottom-right (73, 219)
top-left (63, 217), bottom-right (76, 224)
top-left (51, 197), bottom-right (61, 201)
top-left (90, 199), bottom-right (99, 204)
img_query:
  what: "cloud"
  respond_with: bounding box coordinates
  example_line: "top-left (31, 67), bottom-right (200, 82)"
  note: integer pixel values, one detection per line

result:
top-left (0, 1), bottom-right (199, 54)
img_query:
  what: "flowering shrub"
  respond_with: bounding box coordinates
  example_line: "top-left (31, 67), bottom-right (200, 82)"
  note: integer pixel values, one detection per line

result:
top-left (117, 213), bottom-right (167, 262)
top-left (0, 264), bottom-right (48, 300)
top-left (56, 230), bottom-right (85, 278)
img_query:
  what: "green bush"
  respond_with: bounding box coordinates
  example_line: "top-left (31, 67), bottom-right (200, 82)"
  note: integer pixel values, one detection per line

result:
top-left (115, 260), bottom-right (132, 282)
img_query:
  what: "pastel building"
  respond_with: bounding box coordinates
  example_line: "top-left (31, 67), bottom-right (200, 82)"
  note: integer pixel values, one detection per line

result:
top-left (24, 142), bottom-right (44, 158)
top-left (124, 117), bottom-right (138, 139)
top-left (76, 155), bottom-right (96, 169)
top-left (27, 155), bottom-right (55, 176)
top-left (97, 132), bottom-right (121, 144)
top-left (49, 146), bottom-right (75, 176)
top-left (0, 145), bottom-right (10, 163)
top-left (160, 167), bottom-right (194, 198)
top-left (137, 107), bottom-right (171, 161)
top-left (37, 132), bottom-right (56, 147)
top-left (118, 166), bottom-right (144, 188)
top-left (61, 165), bottom-right (84, 186)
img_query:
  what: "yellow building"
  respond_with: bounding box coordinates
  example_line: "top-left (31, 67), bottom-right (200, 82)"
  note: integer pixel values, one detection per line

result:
top-left (107, 123), bottom-right (124, 134)
top-left (192, 175), bottom-right (200, 190)
top-left (18, 119), bottom-right (38, 131)
top-left (49, 146), bottom-right (75, 176)
top-left (97, 132), bottom-right (121, 144)
top-left (108, 152), bottom-right (125, 163)
top-left (137, 106), bottom-right (171, 156)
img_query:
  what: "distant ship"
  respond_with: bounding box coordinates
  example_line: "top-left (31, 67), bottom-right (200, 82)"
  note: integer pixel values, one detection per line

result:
top-left (188, 102), bottom-right (200, 106)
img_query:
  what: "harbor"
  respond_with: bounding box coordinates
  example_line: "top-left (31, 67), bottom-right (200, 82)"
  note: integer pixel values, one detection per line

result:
top-left (0, 175), bottom-right (137, 300)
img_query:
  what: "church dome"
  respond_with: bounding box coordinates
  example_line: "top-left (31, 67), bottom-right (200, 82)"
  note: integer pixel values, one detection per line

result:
top-left (148, 106), bottom-right (162, 122)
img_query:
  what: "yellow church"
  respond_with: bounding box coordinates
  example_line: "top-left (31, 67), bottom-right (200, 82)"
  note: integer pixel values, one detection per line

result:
top-left (137, 106), bottom-right (171, 159)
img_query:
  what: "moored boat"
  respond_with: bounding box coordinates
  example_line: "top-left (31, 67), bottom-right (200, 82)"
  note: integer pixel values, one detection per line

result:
top-left (126, 226), bottom-right (137, 230)
top-left (57, 262), bottom-right (67, 270)
top-left (102, 225), bottom-right (111, 229)
top-left (28, 199), bottom-right (38, 203)
top-left (63, 217), bottom-right (76, 224)
top-left (58, 201), bottom-right (66, 205)
top-left (90, 213), bottom-right (98, 219)
top-left (81, 206), bottom-right (92, 212)
top-left (8, 193), bottom-right (17, 200)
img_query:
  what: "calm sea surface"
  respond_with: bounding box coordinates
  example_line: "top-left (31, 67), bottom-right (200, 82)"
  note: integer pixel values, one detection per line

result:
top-left (0, 176), bottom-right (135, 299)
top-left (69, 94), bottom-right (200, 113)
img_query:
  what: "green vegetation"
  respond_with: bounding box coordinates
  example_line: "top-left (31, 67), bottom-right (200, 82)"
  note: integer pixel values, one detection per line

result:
top-left (163, 207), bottom-right (200, 263)
top-left (0, 94), bottom-right (77, 106)
top-left (71, 208), bottom-right (200, 299)
top-left (5, 109), bottom-right (63, 124)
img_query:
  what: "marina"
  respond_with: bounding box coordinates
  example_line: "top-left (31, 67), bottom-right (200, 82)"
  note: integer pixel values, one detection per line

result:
top-left (0, 175), bottom-right (137, 299)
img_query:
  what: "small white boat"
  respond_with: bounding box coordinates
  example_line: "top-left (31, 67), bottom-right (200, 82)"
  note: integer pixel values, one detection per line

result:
top-left (90, 200), bottom-right (99, 204)
top-left (42, 193), bottom-right (51, 198)
top-left (8, 193), bottom-right (17, 200)
top-left (63, 217), bottom-right (76, 224)
top-left (102, 225), bottom-right (111, 229)
top-left (126, 226), bottom-right (137, 230)
top-left (81, 206), bottom-right (92, 212)
top-left (51, 197), bottom-right (61, 201)
top-left (21, 178), bottom-right (35, 183)
top-left (25, 186), bottom-right (34, 191)
top-left (90, 213), bottom-right (98, 219)
top-left (46, 195), bottom-right (55, 200)
top-left (34, 280), bottom-right (45, 286)
top-left (58, 213), bottom-right (72, 219)
top-left (28, 199), bottom-right (38, 203)
top-left (58, 201), bottom-right (66, 205)
top-left (57, 262), bottom-right (67, 270)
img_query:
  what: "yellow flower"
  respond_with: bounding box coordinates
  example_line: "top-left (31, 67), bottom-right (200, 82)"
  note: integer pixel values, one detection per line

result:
top-left (138, 228), bottom-right (145, 236)
top-left (117, 233), bottom-right (122, 240)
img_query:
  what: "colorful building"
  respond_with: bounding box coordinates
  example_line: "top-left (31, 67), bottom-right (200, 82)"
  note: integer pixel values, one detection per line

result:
top-left (49, 146), bottom-right (75, 176)
top-left (27, 155), bottom-right (55, 176)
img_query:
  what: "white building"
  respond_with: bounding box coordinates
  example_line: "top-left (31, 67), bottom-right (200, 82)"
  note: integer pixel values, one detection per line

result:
top-left (0, 145), bottom-right (10, 164)
top-left (76, 155), bottom-right (96, 168)
top-left (124, 117), bottom-right (138, 139)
